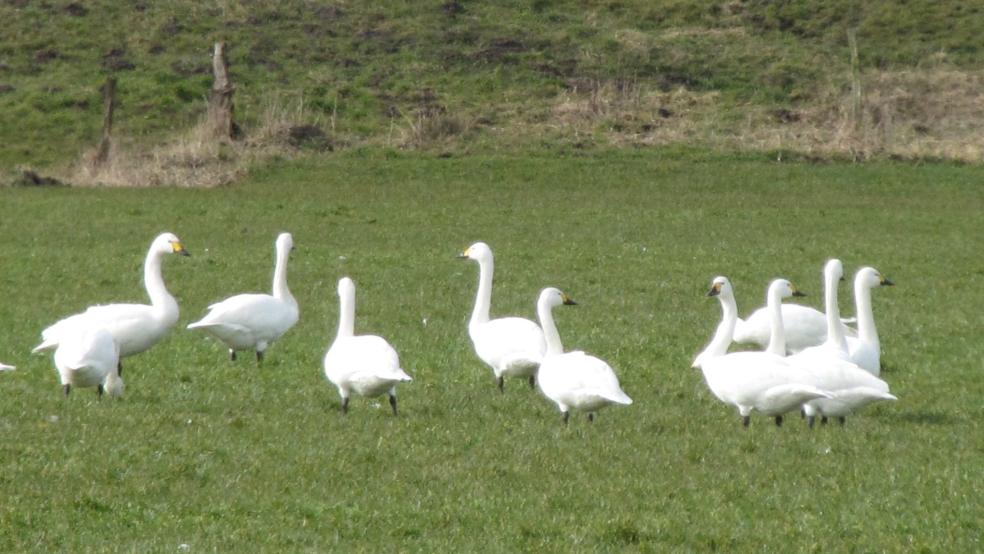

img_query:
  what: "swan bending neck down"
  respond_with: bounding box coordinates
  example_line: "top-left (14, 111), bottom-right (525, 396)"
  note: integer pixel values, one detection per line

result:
top-left (458, 242), bottom-right (546, 391)
top-left (323, 277), bottom-right (411, 416)
top-left (694, 278), bottom-right (832, 427)
top-left (186, 232), bottom-right (298, 362)
top-left (54, 327), bottom-right (124, 398)
top-left (33, 232), bottom-right (190, 375)
top-left (535, 287), bottom-right (632, 425)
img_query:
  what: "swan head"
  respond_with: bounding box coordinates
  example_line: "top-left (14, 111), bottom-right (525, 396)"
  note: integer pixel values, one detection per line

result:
top-left (706, 276), bottom-right (734, 299)
top-left (824, 258), bottom-right (844, 282)
top-left (338, 276), bottom-right (355, 298)
top-left (276, 232), bottom-right (294, 254)
top-left (153, 232), bottom-right (190, 257)
top-left (856, 267), bottom-right (894, 289)
top-left (538, 287), bottom-right (577, 309)
top-left (769, 278), bottom-right (806, 300)
top-left (458, 242), bottom-right (492, 263)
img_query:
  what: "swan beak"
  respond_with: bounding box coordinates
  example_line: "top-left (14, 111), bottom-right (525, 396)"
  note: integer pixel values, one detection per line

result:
top-left (172, 242), bottom-right (191, 256)
top-left (562, 293), bottom-right (577, 306)
top-left (792, 289), bottom-right (807, 297)
top-left (707, 284), bottom-right (721, 297)
top-left (456, 248), bottom-right (470, 260)
top-left (880, 277), bottom-right (895, 287)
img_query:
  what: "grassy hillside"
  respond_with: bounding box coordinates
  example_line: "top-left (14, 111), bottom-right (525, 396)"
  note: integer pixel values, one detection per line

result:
top-left (2, 0), bottom-right (984, 179)
top-left (1, 152), bottom-right (982, 550)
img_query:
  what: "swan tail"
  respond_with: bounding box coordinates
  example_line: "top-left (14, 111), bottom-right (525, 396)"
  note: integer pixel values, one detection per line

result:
top-left (32, 339), bottom-right (58, 354)
top-left (763, 384), bottom-right (833, 406)
top-left (0, 363), bottom-right (15, 371)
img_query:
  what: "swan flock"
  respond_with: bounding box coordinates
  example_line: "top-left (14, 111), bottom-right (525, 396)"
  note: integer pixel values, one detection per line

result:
top-left (18, 234), bottom-right (895, 428)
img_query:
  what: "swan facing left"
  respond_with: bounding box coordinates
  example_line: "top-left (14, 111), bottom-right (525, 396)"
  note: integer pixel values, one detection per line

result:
top-left (535, 288), bottom-right (632, 425)
top-left (33, 232), bottom-right (190, 376)
top-left (187, 232), bottom-right (298, 363)
top-left (54, 327), bottom-right (124, 398)
top-left (323, 277), bottom-right (412, 415)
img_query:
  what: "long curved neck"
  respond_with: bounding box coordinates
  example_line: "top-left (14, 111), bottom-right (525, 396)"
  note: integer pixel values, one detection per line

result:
top-left (272, 245), bottom-right (293, 303)
top-left (537, 300), bottom-right (564, 355)
top-left (337, 289), bottom-right (355, 339)
top-left (824, 272), bottom-right (847, 351)
top-left (470, 256), bottom-right (493, 326)
top-left (144, 248), bottom-right (176, 315)
top-left (703, 292), bottom-right (738, 359)
top-left (855, 280), bottom-right (878, 346)
top-left (765, 287), bottom-right (787, 356)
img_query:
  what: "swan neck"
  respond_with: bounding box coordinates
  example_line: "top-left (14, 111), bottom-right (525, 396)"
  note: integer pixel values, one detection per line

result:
top-left (824, 272), bottom-right (847, 350)
top-left (144, 247), bottom-right (176, 316)
top-left (855, 280), bottom-right (878, 345)
top-left (537, 298), bottom-right (564, 355)
top-left (765, 287), bottom-right (786, 356)
top-left (470, 257), bottom-right (493, 326)
top-left (272, 244), bottom-right (293, 303)
top-left (337, 287), bottom-right (355, 339)
top-left (703, 292), bottom-right (738, 359)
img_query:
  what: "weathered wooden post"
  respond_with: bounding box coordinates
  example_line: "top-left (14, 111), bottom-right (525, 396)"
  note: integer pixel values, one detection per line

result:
top-left (92, 76), bottom-right (117, 167)
top-left (206, 41), bottom-right (236, 140)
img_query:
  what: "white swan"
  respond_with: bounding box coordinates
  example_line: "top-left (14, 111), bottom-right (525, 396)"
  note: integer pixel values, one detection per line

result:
top-left (694, 278), bottom-right (832, 427)
top-left (733, 272), bottom-right (856, 354)
top-left (33, 232), bottom-right (190, 375)
top-left (323, 277), bottom-right (412, 415)
top-left (796, 259), bottom-right (854, 361)
top-left (535, 288), bottom-right (632, 424)
top-left (0, 362), bottom-right (14, 371)
top-left (54, 327), bottom-right (124, 398)
top-left (187, 232), bottom-right (299, 362)
top-left (846, 267), bottom-right (894, 375)
top-left (459, 242), bottom-right (546, 391)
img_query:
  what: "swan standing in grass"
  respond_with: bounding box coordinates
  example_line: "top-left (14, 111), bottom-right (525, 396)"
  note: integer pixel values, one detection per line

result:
top-left (187, 232), bottom-right (298, 363)
top-left (54, 327), bottom-right (124, 398)
top-left (323, 277), bottom-right (412, 415)
top-left (33, 232), bottom-right (190, 376)
top-left (732, 273), bottom-right (856, 354)
top-left (694, 277), bottom-right (832, 427)
top-left (846, 267), bottom-right (894, 375)
top-left (776, 261), bottom-right (897, 427)
top-left (534, 288), bottom-right (632, 425)
top-left (458, 242), bottom-right (546, 392)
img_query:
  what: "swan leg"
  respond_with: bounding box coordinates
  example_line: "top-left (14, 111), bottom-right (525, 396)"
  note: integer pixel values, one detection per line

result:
top-left (820, 416), bottom-right (829, 426)
top-left (97, 384), bottom-right (104, 398)
top-left (774, 415), bottom-right (783, 427)
top-left (63, 384), bottom-right (71, 397)
top-left (229, 350), bottom-right (237, 361)
top-left (807, 416), bottom-right (816, 429)
top-left (389, 394), bottom-right (398, 416)
top-left (496, 376), bottom-right (504, 393)
top-left (528, 375), bottom-right (536, 389)
top-left (117, 361), bottom-right (123, 377)
top-left (256, 350), bottom-right (264, 363)
top-left (562, 411), bottom-right (570, 425)
top-left (741, 415), bottom-right (750, 428)
top-left (341, 396), bottom-right (349, 415)
top-left (587, 413), bottom-right (594, 423)
top-left (838, 417), bottom-right (846, 426)
top-left (800, 408), bottom-right (805, 419)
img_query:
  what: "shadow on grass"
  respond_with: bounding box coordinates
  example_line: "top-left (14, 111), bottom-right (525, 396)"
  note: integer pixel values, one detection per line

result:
top-left (894, 411), bottom-right (958, 426)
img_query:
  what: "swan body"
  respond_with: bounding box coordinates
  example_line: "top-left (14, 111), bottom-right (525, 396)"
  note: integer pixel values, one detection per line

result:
top-left (54, 327), bottom-right (124, 397)
top-left (33, 233), bottom-right (189, 369)
top-left (323, 277), bottom-right (411, 415)
top-left (187, 233), bottom-right (298, 362)
top-left (844, 267), bottom-right (894, 375)
top-left (734, 282), bottom-right (857, 354)
top-left (694, 277), bottom-right (832, 426)
top-left (535, 288), bottom-right (632, 424)
top-left (459, 242), bottom-right (546, 391)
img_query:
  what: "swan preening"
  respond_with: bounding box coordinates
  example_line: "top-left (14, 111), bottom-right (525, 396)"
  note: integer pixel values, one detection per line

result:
top-left (535, 288), bottom-right (632, 424)
top-left (54, 327), bottom-right (124, 398)
top-left (187, 232), bottom-right (299, 362)
top-left (459, 242), bottom-right (546, 391)
top-left (695, 264), bottom-right (896, 428)
top-left (33, 232), bottom-right (190, 376)
top-left (324, 277), bottom-right (412, 415)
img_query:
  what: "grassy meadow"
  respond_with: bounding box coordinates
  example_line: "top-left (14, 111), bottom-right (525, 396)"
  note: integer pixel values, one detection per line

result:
top-left (1, 152), bottom-right (983, 551)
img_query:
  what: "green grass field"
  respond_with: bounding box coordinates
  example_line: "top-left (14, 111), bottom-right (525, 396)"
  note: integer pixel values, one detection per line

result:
top-left (1, 152), bottom-right (982, 551)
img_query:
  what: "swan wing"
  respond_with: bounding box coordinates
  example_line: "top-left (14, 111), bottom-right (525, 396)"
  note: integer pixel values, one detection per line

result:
top-left (540, 351), bottom-right (631, 406)
top-left (36, 304), bottom-right (157, 354)
top-left (188, 294), bottom-right (298, 347)
top-left (325, 335), bottom-right (406, 382)
top-left (471, 316), bottom-right (545, 371)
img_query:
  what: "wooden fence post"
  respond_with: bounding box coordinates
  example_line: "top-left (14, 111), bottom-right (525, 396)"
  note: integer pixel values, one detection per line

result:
top-left (207, 41), bottom-right (236, 140)
top-left (92, 76), bottom-right (117, 167)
